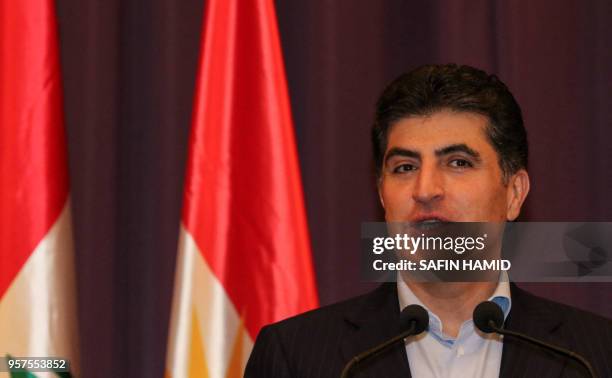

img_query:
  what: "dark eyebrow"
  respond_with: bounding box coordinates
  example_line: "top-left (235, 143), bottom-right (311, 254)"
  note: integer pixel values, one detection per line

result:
top-left (384, 144), bottom-right (482, 166)
top-left (384, 147), bottom-right (421, 165)
top-left (435, 144), bottom-right (481, 161)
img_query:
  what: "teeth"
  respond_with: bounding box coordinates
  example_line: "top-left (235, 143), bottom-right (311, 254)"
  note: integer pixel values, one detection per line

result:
top-left (421, 219), bottom-right (440, 223)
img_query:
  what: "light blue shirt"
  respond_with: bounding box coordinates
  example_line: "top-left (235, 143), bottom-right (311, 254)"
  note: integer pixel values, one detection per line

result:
top-left (397, 273), bottom-right (511, 378)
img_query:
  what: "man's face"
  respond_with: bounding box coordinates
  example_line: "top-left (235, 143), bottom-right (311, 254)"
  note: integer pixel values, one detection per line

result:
top-left (378, 110), bottom-right (529, 223)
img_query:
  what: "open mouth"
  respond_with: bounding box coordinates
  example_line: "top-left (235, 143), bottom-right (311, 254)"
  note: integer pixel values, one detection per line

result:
top-left (410, 218), bottom-right (449, 231)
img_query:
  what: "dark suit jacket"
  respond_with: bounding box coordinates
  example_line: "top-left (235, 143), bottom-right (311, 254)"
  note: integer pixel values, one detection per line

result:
top-left (245, 283), bottom-right (612, 377)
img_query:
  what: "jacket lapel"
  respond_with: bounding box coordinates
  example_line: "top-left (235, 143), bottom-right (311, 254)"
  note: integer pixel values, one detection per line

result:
top-left (340, 283), bottom-right (575, 377)
top-left (340, 283), bottom-right (412, 378)
top-left (500, 284), bottom-right (568, 378)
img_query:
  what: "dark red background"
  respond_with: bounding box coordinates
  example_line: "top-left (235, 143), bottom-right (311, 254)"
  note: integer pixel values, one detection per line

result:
top-left (55, 1), bottom-right (611, 377)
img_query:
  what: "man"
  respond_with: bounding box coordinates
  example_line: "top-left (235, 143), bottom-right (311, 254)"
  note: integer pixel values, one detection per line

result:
top-left (245, 64), bottom-right (612, 377)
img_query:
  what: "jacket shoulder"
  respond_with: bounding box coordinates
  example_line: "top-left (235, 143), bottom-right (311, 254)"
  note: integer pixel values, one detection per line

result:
top-left (512, 284), bottom-right (612, 328)
top-left (245, 284), bottom-right (397, 378)
top-left (510, 284), bottom-right (612, 375)
top-left (267, 285), bottom-right (385, 333)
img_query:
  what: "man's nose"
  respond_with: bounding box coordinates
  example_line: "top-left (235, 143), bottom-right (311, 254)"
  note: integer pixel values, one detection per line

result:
top-left (412, 165), bottom-right (444, 205)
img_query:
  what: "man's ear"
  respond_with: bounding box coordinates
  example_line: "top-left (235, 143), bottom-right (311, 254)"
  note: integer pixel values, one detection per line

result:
top-left (377, 178), bottom-right (385, 209)
top-left (506, 169), bottom-right (530, 221)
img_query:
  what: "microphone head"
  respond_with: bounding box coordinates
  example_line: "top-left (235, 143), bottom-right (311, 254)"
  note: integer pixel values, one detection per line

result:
top-left (473, 301), bottom-right (504, 333)
top-left (400, 304), bottom-right (429, 335)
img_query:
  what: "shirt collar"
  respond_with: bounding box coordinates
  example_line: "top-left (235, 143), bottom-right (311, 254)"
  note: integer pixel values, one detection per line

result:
top-left (397, 272), bottom-right (512, 344)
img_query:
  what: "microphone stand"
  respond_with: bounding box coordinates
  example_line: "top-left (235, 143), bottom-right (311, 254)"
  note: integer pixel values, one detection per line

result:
top-left (340, 322), bottom-right (416, 378)
top-left (488, 320), bottom-right (597, 378)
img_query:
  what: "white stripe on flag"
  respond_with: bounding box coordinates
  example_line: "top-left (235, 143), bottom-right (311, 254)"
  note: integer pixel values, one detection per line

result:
top-left (0, 200), bottom-right (79, 377)
top-left (166, 225), bottom-right (253, 378)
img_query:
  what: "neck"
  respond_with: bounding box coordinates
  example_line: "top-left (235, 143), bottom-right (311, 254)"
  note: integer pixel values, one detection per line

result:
top-left (403, 280), bottom-right (497, 338)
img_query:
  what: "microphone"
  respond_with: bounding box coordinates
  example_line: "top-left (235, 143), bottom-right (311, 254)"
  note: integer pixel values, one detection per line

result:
top-left (340, 304), bottom-right (428, 378)
top-left (473, 301), bottom-right (597, 378)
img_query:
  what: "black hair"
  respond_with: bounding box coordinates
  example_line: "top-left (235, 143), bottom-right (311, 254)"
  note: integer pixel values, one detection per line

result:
top-left (372, 64), bottom-right (528, 182)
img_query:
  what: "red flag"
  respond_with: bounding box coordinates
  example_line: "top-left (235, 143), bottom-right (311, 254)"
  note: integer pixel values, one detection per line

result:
top-left (166, 0), bottom-right (318, 376)
top-left (0, 0), bottom-right (79, 373)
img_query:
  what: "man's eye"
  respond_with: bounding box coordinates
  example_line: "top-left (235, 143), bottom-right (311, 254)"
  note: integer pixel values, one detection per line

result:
top-left (393, 164), bottom-right (416, 173)
top-left (449, 159), bottom-right (473, 168)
